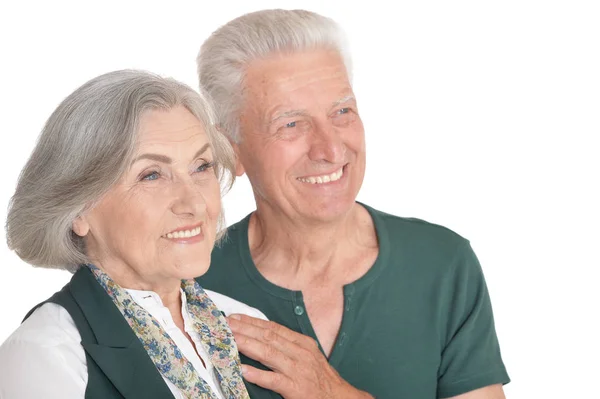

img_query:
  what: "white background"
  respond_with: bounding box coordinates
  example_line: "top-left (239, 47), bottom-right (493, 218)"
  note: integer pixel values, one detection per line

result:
top-left (1, 1), bottom-right (598, 397)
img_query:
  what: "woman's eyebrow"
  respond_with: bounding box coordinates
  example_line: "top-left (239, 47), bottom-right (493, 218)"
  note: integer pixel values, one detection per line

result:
top-left (132, 143), bottom-right (211, 165)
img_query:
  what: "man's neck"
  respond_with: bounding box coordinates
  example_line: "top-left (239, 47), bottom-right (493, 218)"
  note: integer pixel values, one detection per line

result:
top-left (248, 202), bottom-right (376, 287)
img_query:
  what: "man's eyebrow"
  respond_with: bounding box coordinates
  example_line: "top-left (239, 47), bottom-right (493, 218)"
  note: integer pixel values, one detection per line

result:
top-left (331, 95), bottom-right (355, 108)
top-left (268, 95), bottom-right (355, 125)
top-left (132, 143), bottom-right (210, 165)
top-left (270, 109), bottom-right (309, 124)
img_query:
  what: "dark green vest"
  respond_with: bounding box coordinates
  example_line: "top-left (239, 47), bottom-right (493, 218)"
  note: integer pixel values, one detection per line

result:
top-left (25, 267), bottom-right (268, 398)
top-left (25, 267), bottom-right (175, 398)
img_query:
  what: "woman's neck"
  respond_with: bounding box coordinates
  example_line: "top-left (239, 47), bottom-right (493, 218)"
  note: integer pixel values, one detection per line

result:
top-left (88, 256), bottom-right (183, 312)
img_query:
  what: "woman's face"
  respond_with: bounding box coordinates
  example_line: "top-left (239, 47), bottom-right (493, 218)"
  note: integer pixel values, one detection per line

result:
top-left (73, 106), bottom-right (222, 289)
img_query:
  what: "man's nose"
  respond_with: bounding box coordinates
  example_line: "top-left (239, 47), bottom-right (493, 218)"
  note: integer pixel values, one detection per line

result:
top-left (307, 123), bottom-right (346, 164)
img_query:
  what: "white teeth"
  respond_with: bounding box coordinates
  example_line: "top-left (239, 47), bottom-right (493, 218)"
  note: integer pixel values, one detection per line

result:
top-left (164, 226), bottom-right (201, 239)
top-left (298, 167), bottom-right (344, 184)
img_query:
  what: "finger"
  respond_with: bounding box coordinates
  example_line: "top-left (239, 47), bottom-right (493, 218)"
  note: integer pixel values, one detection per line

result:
top-left (234, 331), bottom-right (297, 374)
top-left (228, 316), bottom-right (303, 359)
top-left (241, 364), bottom-right (293, 396)
top-left (228, 314), bottom-right (318, 351)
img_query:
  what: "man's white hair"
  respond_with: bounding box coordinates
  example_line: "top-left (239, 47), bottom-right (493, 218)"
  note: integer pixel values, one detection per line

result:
top-left (197, 9), bottom-right (352, 143)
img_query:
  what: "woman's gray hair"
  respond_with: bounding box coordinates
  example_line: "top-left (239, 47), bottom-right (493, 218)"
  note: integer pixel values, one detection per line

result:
top-left (6, 69), bottom-right (235, 271)
top-left (197, 9), bottom-right (352, 143)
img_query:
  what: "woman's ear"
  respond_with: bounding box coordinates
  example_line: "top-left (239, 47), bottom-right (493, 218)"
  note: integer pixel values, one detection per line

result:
top-left (72, 215), bottom-right (90, 237)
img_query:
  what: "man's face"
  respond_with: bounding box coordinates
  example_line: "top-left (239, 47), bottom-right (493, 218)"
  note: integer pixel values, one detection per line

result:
top-left (236, 49), bottom-right (366, 223)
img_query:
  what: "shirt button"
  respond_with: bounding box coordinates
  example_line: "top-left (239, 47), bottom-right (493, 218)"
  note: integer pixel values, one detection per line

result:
top-left (294, 306), bottom-right (305, 316)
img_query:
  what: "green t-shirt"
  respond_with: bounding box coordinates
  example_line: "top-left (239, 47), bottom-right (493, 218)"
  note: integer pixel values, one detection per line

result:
top-left (198, 203), bottom-right (510, 398)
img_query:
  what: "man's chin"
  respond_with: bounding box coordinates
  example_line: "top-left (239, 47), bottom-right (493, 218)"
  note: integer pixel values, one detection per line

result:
top-left (299, 196), bottom-right (357, 223)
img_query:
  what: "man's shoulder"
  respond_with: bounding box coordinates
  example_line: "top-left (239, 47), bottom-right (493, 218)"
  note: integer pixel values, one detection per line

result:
top-left (365, 203), bottom-right (469, 248)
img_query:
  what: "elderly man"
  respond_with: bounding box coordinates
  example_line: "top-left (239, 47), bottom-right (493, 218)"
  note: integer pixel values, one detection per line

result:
top-left (196, 9), bottom-right (509, 399)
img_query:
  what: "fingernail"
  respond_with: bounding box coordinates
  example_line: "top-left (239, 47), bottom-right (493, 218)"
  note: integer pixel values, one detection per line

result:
top-left (229, 314), bottom-right (241, 320)
top-left (241, 365), bottom-right (248, 375)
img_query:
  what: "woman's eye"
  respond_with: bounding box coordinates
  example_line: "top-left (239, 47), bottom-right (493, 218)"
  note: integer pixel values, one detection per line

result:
top-left (285, 121), bottom-right (297, 128)
top-left (141, 171), bottom-right (160, 181)
top-left (196, 161), bottom-right (215, 173)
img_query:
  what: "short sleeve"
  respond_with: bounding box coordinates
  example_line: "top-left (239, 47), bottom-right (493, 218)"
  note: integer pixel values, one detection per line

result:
top-left (437, 242), bottom-right (510, 398)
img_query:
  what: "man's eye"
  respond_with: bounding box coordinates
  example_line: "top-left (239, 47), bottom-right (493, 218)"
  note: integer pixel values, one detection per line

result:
top-left (142, 171), bottom-right (159, 181)
top-left (337, 107), bottom-right (350, 115)
top-left (286, 121), bottom-right (297, 128)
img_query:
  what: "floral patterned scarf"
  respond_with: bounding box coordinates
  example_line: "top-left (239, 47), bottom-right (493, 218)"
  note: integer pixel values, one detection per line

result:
top-left (87, 264), bottom-right (249, 399)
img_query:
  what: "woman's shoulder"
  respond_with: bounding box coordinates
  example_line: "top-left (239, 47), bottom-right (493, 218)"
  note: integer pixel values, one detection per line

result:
top-left (0, 303), bottom-right (87, 398)
top-left (3, 302), bottom-right (82, 347)
top-left (204, 289), bottom-right (269, 320)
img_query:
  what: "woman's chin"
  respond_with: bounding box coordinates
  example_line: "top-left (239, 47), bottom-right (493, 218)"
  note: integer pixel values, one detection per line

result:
top-left (175, 261), bottom-right (211, 280)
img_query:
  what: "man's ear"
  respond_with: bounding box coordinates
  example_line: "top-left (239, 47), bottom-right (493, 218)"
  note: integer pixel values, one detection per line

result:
top-left (72, 215), bottom-right (90, 237)
top-left (227, 136), bottom-right (246, 177)
top-left (234, 155), bottom-right (245, 177)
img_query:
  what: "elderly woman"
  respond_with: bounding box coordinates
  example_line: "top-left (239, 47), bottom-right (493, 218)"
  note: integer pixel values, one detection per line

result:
top-left (0, 70), bottom-right (264, 399)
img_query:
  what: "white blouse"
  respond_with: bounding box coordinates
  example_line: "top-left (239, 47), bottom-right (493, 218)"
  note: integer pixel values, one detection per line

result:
top-left (0, 289), bottom-right (266, 399)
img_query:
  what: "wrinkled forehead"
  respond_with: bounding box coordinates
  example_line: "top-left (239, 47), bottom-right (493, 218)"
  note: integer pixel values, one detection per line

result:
top-left (133, 106), bottom-right (212, 158)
